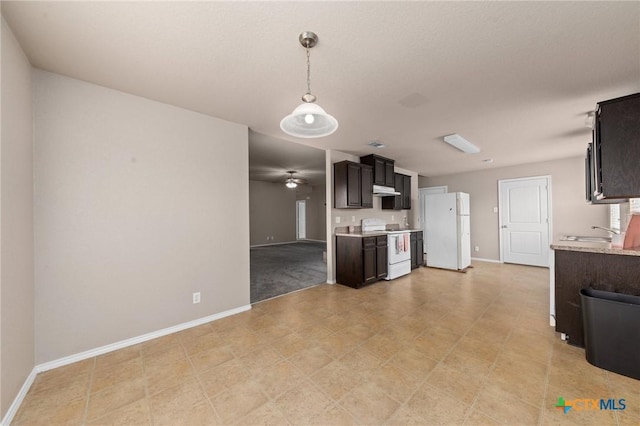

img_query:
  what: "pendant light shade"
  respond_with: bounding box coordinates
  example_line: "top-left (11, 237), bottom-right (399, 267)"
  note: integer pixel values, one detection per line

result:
top-left (280, 32), bottom-right (338, 139)
top-left (280, 102), bottom-right (339, 138)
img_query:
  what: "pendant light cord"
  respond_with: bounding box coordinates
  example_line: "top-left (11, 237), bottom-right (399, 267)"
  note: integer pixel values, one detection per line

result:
top-left (306, 47), bottom-right (311, 96)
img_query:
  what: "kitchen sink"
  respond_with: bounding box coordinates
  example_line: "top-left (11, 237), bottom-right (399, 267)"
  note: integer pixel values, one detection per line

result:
top-left (560, 235), bottom-right (612, 243)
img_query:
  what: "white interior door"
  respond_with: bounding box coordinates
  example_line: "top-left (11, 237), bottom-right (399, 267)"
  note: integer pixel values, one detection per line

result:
top-left (499, 176), bottom-right (551, 267)
top-left (296, 200), bottom-right (306, 240)
top-left (419, 186), bottom-right (447, 253)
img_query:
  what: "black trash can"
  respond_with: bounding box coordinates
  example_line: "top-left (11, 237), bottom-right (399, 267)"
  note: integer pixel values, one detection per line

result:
top-left (580, 288), bottom-right (640, 380)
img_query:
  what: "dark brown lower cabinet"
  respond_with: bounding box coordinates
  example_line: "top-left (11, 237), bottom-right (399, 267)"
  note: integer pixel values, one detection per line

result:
top-left (376, 237), bottom-right (388, 279)
top-left (410, 231), bottom-right (423, 269)
top-left (554, 249), bottom-right (640, 348)
top-left (336, 235), bottom-right (388, 288)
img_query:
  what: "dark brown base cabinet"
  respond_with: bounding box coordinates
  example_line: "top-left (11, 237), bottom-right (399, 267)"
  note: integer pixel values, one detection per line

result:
top-left (336, 236), bottom-right (387, 288)
top-left (410, 231), bottom-right (423, 269)
top-left (554, 250), bottom-right (640, 348)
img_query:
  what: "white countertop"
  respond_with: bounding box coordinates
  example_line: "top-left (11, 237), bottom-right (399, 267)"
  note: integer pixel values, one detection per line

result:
top-left (335, 229), bottom-right (422, 238)
top-left (551, 240), bottom-right (640, 257)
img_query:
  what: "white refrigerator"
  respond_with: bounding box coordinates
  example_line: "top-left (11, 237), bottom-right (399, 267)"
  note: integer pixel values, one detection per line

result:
top-left (425, 192), bottom-right (471, 270)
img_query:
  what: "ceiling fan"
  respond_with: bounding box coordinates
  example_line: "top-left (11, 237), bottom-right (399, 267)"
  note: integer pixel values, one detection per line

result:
top-left (285, 171), bottom-right (307, 189)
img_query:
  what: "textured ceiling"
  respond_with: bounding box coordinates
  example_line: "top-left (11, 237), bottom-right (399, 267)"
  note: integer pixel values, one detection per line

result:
top-left (3, 1), bottom-right (639, 178)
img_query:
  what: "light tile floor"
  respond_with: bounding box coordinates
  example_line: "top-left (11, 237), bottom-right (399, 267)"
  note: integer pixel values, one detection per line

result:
top-left (12, 262), bottom-right (640, 425)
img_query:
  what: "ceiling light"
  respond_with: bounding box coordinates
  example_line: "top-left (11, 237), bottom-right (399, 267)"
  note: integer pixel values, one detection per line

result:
top-left (368, 140), bottom-right (386, 149)
top-left (285, 171), bottom-right (299, 189)
top-left (280, 32), bottom-right (338, 139)
top-left (443, 134), bottom-right (480, 154)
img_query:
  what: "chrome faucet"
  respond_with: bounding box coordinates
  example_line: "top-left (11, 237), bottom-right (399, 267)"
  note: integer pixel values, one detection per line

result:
top-left (591, 226), bottom-right (620, 235)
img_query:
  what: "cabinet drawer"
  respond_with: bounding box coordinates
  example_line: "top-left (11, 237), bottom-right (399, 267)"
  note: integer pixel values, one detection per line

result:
top-left (362, 237), bottom-right (376, 248)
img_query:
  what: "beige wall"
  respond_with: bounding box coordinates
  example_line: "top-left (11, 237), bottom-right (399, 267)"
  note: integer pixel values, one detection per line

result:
top-left (326, 150), bottom-right (419, 283)
top-left (1, 17), bottom-right (35, 418)
top-left (249, 180), bottom-right (296, 245)
top-left (419, 156), bottom-right (609, 261)
top-left (250, 181), bottom-right (327, 246)
top-left (33, 70), bottom-right (250, 363)
top-left (296, 184), bottom-right (326, 241)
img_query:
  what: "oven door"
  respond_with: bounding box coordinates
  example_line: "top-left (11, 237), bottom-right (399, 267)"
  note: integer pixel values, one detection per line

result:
top-left (387, 233), bottom-right (411, 264)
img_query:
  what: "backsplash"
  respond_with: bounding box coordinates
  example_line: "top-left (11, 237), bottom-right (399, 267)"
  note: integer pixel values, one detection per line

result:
top-left (331, 195), bottom-right (418, 234)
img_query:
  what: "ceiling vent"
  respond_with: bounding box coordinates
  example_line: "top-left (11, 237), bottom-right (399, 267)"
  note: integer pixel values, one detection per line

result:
top-left (443, 134), bottom-right (480, 154)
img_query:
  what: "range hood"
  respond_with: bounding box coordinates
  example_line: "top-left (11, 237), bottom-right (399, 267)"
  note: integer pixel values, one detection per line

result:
top-left (372, 184), bottom-right (400, 197)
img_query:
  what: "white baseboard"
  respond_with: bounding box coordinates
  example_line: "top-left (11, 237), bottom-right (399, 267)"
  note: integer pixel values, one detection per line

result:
top-left (471, 257), bottom-right (501, 264)
top-left (1, 304), bottom-right (251, 425)
top-left (36, 304), bottom-right (251, 373)
top-left (1, 368), bottom-right (37, 426)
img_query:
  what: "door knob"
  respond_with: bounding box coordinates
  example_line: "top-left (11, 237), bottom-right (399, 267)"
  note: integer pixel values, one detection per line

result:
top-left (501, 225), bottom-right (507, 229)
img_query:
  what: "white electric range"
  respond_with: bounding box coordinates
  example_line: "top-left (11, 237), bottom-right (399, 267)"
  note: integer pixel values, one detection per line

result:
top-left (361, 218), bottom-right (412, 280)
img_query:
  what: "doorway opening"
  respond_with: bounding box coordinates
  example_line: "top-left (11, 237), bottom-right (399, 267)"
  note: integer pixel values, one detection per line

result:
top-left (498, 176), bottom-right (551, 267)
top-left (296, 200), bottom-right (306, 240)
top-left (248, 131), bottom-right (327, 303)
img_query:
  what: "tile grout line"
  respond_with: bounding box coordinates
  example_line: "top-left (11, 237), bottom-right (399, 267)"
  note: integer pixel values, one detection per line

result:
top-left (180, 329), bottom-right (227, 424)
top-left (604, 372), bottom-right (621, 426)
top-left (537, 328), bottom-right (556, 426)
top-left (139, 344), bottom-right (153, 426)
top-left (80, 357), bottom-right (97, 426)
top-left (387, 283), bottom-right (511, 425)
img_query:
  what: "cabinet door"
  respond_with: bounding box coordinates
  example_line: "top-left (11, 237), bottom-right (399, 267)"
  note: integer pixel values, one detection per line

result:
top-left (373, 157), bottom-right (386, 185)
top-left (594, 93), bottom-right (640, 199)
top-left (361, 165), bottom-right (373, 208)
top-left (362, 237), bottom-right (377, 284)
top-left (376, 236), bottom-right (388, 279)
top-left (385, 161), bottom-right (395, 187)
top-left (334, 161), bottom-right (362, 209)
top-left (410, 232), bottom-right (418, 269)
top-left (402, 175), bottom-right (411, 209)
top-left (382, 173), bottom-right (403, 210)
top-left (347, 163), bottom-right (362, 207)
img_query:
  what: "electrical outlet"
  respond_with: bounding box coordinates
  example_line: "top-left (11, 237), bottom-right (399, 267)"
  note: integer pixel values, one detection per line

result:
top-left (351, 216), bottom-right (355, 222)
top-left (193, 292), bottom-right (200, 304)
top-left (335, 216), bottom-right (341, 224)
top-left (391, 215), bottom-right (395, 221)
top-left (474, 246), bottom-right (480, 252)
top-left (493, 207), bottom-right (498, 213)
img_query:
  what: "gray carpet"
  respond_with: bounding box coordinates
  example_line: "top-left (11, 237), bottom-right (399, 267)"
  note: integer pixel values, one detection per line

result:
top-left (250, 241), bottom-right (327, 303)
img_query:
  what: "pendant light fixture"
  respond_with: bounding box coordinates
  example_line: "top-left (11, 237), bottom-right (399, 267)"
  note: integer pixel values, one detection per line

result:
top-left (280, 32), bottom-right (338, 138)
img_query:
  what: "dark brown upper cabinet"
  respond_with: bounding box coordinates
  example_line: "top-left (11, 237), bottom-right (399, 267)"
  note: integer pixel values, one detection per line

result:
top-left (382, 173), bottom-right (411, 210)
top-left (360, 154), bottom-right (395, 188)
top-left (334, 161), bottom-right (373, 209)
top-left (589, 92), bottom-right (640, 201)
